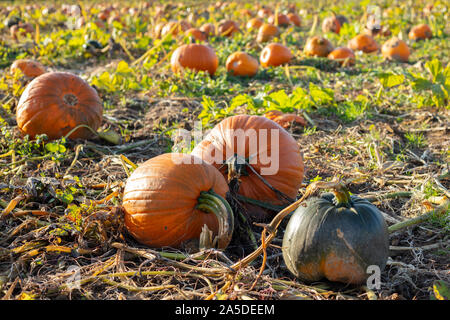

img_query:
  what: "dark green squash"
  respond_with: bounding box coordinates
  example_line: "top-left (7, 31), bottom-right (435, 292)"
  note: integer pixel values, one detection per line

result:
top-left (282, 186), bottom-right (389, 285)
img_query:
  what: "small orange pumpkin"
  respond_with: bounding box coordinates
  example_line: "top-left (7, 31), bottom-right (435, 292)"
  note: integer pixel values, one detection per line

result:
top-left (328, 47), bottom-right (356, 66)
top-left (171, 44), bottom-right (218, 76)
top-left (246, 18), bottom-right (263, 31)
top-left (322, 16), bottom-right (341, 34)
top-left (408, 24), bottom-right (432, 41)
top-left (10, 59), bottom-right (46, 78)
top-left (257, 7), bottom-right (273, 18)
top-left (287, 13), bottom-right (301, 27)
top-left (381, 37), bottom-right (410, 62)
top-left (16, 72), bottom-right (103, 140)
top-left (304, 36), bottom-right (334, 57)
top-left (199, 23), bottom-right (216, 37)
top-left (185, 28), bottom-right (207, 42)
top-left (268, 14), bottom-right (290, 27)
top-left (218, 20), bottom-right (240, 37)
top-left (123, 153), bottom-right (233, 249)
top-left (226, 52), bottom-right (259, 77)
top-left (260, 43), bottom-right (293, 67)
top-left (256, 23), bottom-right (280, 43)
top-left (348, 34), bottom-right (379, 53)
top-left (10, 23), bottom-right (34, 40)
top-left (264, 110), bottom-right (307, 128)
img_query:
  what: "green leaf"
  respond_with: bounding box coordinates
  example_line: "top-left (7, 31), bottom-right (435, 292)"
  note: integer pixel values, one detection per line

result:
top-left (378, 73), bottom-right (405, 88)
top-left (45, 142), bottom-right (66, 154)
top-left (425, 59), bottom-right (442, 82)
top-left (116, 60), bottom-right (132, 74)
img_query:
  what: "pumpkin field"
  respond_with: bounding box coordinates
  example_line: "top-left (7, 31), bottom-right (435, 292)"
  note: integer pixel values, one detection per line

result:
top-left (0, 0), bottom-right (449, 302)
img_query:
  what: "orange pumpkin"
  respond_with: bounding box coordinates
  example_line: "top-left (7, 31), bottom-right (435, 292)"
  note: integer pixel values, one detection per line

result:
top-left (381, 37), bottom-right (410, 62)
top-left (327, 47), bottom-right (356, 66)
top-left (348, 34), bottom-right (379, 53)
top-left (161, 20), bottom-right (191, 38)
top-left (246, 18), bottom-right (263, 31)
top-left (10, 59), bottom-right (46, 78)
top-left (16, 72), bottom-right (103, 140)
top-left (218, 20), bottom-right (240, 37)
top-left (268, 14), bottom-right (290, 27)
top-left (287, 13), bottom-right (302, 27)
top-left (260, 43), bottom-right (293, 67)
top-left (408, 24), bottom-right (432, 41)
top-left (304, 36), bottom-right (334, 57)
top-left (257, 7), bottom-right (273, 18)
top-left (191, 115), bottom-right (304, 221)
top-left (264, 110), bottom-right (307, 128)
top-left (226, 52), bottom-right (259, 77)
top-left (322, 16), bottom-right (341, 34)
top-left (171, 44), bottom-right (218, 76)
top-left (199, 23), bottom-right (216, 37)
top-left (256, 23), bottom-right (280, 43)
top-left (123, 153), bottom-right (233, 249)
top-left (185, 28), bottom-right (207, 42)
top-left (10, 23), bottom-right (34, 40)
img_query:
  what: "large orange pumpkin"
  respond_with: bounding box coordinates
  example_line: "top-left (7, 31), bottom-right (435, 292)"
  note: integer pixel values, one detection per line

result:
top-left (287, 13), bottom-right (302, 27)
top-left (226, 52), bottom-right (259, 77)
top-left (123, 153), bottom-right (234, 249)
top-left (408, 24), bottom-right (432, 41)
top-left (327, 47), bottom-right (356, 66)
top-left (16, 72), bottom-right (103, 140)
top-left (260, 43), bottom-right (293, 67)
top-left (10, 59), bottom-right (46, 78)
top-left (381, 37), bottom-right (410, 62)
top-left (191, 115), bottom-right (304, 220)
top-left (171, 44), bottom-right (218, 76)
top-left (304, 36), bottom-right (334, 57)
top-left (348, 34), bottom-right (379, 53)
top-left (256, 23), bottom-right (280, 43)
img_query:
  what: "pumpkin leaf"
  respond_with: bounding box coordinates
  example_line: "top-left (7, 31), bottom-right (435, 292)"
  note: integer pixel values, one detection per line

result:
top-left (378, 72), bottom-right (405, 88)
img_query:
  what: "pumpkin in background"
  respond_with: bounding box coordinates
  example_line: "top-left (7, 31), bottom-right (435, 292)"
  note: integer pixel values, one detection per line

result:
top-left (327, 47), bottom-right (356, 66)
top-left (268, 14), bottom-right (290, 27)
top-left (264, 110), bottom-right (307, 128)
top-left (153, 21), bottom-right (166, 38)
top-left (304, 36), bottom-right (334, 57)
top-left (10, 23), bottom-right (34, 40)
top-left (16, 72), bottom-right (103, 140)
top-left (348, 34), bottom-right (379, 53)
top-left (218, 20), bottom-right (240, 37)
top-left (199, 23), bottom-right (216, 37)
top-left (191, 115), bottom-right (304, 221)
top-left (257, 7), bottom-right (273, 18)
top-left (123, 153), bottom-right (234, 249)
top-left (10, 59), bottom-right (46, 78)
top-left (322, 15), bottom-right (341, 34)
top-left (335, 14), bottom-right (349, 26)
top-left (381, 37), bottom-right (410, 62)
top-left (246, 18), bottom-right (263, 31)
top-left (171, 44), bottom-right (218, 76)
top-left (408, 24), bottom-right (432, 41)
top-left (282, 185), bottom-right (389, 284)
top-left (161, 20), bottom-right (191, 37)
top-left (226, 52), bottom-right (259, 77)
top-left (256, 23), bottom-right (280, 43)
top-left (185, 28), bottom-right (207, 42)
top-left (260, 43), bottom-right (293, 67)
top-left (287, 13), bottom-right (301, 27)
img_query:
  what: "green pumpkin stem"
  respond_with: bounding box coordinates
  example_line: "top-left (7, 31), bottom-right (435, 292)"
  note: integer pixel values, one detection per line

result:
top-left (196, 190), bottom-right (234, 249)
top-left (332, 183), bottom-right (352, 206)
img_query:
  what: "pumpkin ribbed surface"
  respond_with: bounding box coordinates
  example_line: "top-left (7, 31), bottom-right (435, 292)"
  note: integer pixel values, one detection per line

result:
top-left (171, 44), bottom-right (218, 75)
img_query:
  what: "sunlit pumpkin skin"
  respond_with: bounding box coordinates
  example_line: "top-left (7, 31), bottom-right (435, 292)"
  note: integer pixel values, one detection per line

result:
top-left (246, 18), bottom-right (263, 31)
top-left (282, 192), bottom-right (389, 284)
top-left (287, 13), bottom-right (301, 27)
top-left (381, 37), bottom-right (410, 62)
top-left (322, 16), bottom-right (341, 34)
top-left (408, 24), bottom-right (432, 41)
top-left (191, 115), bottom-right (304, 220)
top-left (218, 20), bottom-right (240, 37)
top-left (268, 14), bottom-right (290, 27)
top-left (16, 72), bottom-right (103, 140)
top-left (226, 52), bottom-right (259, 77)
top-left (348, 34), bottom-right (379, 53)
top-left (260, 43), bottom-right (293, 67)
top-left (257, 23), bottom-right (280, 43)
top-left (199, 23), bottom-right (216, 36)
top-left (257, 7), bottom-right (273, 18)
top-left (123, 153), bottom-right (231, 248)
top-left (327, 47), bottom-right (356, 66)
top-left (185, 28), bottom-right (207, 42)
top-left (171, 44), bottom-right (218, 76)
top-left (264, 110), bottom-right (307, 128)
top-left (304, 36), bottom-right (334, 57)
top-left (10, 23), bottom-right (34, 40)
top-left (10, 59), bottom-right (46, 78)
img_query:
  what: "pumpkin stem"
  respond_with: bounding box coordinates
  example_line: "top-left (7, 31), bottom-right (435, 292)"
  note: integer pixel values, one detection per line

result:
top-left (196, 190), bottom-right (234, 250)
top-left (332, 183), bottom-right (352, 206)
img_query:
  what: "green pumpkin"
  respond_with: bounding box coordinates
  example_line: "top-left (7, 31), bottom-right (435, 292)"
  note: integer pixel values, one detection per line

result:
top-left (282, 188), bottom-right (389, 285)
